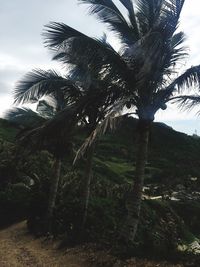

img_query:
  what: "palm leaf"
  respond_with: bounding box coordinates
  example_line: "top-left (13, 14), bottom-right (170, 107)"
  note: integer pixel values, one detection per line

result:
top-left (119, 0), bottom-right (139, 38)
top-left (14, 69), bottom-right (80, 105)
top-left (167, 31), bottom-right (188, 68)
top-left (44, 23), bottom-right (135, 94)
top-left (173, 94), bottom-right (200, 112)
top-left (136, 0), bottom-right (154, 34)
top-left (171, 65), bottom-right (200, 93)
top-left (79, 0), bottom-right (136, 43)
top-left (154, 65), bottom-right (200, 107)
top-left (43, 22), bottom-right (85, 50)
top-left (14, 69), bottom-right (66, 104)
top-left (158, 0), bottom-right (185, 38)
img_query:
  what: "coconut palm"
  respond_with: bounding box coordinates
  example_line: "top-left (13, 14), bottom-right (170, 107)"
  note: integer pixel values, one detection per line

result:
top-left (44, 0), bottom-right (200, 242)
top-left (6, 74), bottom-right (81, 231)
top-left (11, 66), bottom-right (122, 233)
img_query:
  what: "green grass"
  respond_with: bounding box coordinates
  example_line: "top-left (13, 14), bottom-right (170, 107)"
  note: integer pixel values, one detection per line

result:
top-left (93, 157), bottom-right (134, 183)
top-left (104, 161), bottom-right (134, 175)
top-left (94, 156), bottom-right (163, 184)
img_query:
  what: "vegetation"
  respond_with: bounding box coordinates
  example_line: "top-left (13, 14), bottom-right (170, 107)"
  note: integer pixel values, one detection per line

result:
top-left (1, 117), bottom-right (200, 265)
top-left (42, 0), bottom-right (200, 243)
top-left (1, 0), bottom-right (200, 266)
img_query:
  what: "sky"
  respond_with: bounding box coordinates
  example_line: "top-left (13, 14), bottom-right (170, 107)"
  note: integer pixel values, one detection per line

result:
top-left (1, 0), bottom-right (200, 135)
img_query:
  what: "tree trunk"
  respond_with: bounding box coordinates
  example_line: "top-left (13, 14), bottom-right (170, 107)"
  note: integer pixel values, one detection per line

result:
top-left (80, 144), bottom-right (95, 231)
top-left (46, 157), bottom-right (61, 232)
top-left (121, 119), bottom-right (151, 243)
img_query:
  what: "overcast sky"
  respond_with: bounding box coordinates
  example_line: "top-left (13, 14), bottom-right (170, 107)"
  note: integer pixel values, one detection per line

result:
top-left (1, 0), bottom-right (200, 135)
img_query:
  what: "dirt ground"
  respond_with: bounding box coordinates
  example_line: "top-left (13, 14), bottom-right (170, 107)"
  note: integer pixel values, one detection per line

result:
top-left (0, 222), bottom-right (184, 267)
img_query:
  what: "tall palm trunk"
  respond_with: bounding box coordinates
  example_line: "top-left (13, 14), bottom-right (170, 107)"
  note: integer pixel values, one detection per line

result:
top-left (121, 119), bottom-right (151, 243)
top-left (80, 143), bottom-right (95, 231)
top-left (46, 157), bottom-right (61, 232)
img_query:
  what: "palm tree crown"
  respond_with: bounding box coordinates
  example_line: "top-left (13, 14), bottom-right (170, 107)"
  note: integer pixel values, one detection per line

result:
top-left (43, 0), bottom-right (200, 121)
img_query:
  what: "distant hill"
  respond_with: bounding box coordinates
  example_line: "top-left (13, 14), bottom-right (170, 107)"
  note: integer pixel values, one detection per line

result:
top-left (1, 116), bottom-right (200, 186)
top-left (95, 117), bottom-right (200, 187)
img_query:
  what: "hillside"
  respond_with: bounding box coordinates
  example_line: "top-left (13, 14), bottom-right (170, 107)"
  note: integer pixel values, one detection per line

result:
top-left (1, 117), bottom-right (200, 266)
top-left (2, 115), bottom-right (200, 190)
top-left (94, 117), bottom-right (200, 189)
top-left (1, 116), bottom-right (200, 200)
top-left (0, 118), bottom-right (19, 142)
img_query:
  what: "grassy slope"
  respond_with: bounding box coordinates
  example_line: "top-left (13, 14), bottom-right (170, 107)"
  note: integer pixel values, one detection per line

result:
top-left (94, 117), bottom-right (200, 186)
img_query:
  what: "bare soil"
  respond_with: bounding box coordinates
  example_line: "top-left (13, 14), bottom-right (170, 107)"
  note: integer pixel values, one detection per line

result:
top-left (0, 222), bottom-right (184, 267)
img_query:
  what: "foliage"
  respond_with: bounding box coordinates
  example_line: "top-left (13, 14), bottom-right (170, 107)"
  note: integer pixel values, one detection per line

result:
top-left (1, 115), bottom-right (200, 260)
top-left (0, 119), bottom-right (19, 142)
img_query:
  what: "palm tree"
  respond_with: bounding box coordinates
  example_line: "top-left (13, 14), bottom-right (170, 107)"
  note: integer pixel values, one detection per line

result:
top-left (7, 73), bottom-right (81, 231)
top-left (44, 0), bottom-right (200, 243)
top-left (11, 67), bottom-right (120, 233)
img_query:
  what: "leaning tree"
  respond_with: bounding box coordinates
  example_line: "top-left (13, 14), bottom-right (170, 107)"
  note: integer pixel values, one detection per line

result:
top-left (44, 0), bottom-right (200, 243)
top-left (7, 71), bottom-right (82, 231)
top-left (10, 65), bottom-right (123, 232)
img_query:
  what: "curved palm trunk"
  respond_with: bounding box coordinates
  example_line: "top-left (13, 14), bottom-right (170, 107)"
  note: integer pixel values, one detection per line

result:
top-left (46, 157), bottom-right (61, 232)
top-left (121, 119), bottom-right (150, 243)
top-left (80, 143), bottom-right (95, 231)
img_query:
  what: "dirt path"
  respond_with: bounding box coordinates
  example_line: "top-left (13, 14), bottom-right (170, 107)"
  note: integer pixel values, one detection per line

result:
top-left (0, 222), bottom-right (89, 267)
top-left (0, 222), bottom-right (185, 267)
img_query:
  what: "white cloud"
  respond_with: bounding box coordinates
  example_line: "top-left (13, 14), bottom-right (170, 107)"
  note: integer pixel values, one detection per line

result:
top-left (0, 96), bottom-right (13, 116)
top-left (1, 0), bottom-right (200, 134)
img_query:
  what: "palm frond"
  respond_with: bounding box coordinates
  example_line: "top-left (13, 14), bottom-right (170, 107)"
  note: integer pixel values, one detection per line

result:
top-left (146, 31), bottom-right (188, 93)
top-left (43, 22), bottom-right (85, 49)
top-left (171, 65), bottom-right (200, 93)
top-left (173, 94), bottom-right (200, 111)
top-left (171, 31), bottom-right (186, 48)
top-left (158, 0), bottom-right (185, 38)
top-left (157, 31), bottom-right (188, 79)
top-left (14, 69), bottom-right (81, 106)
top-left (154, 65), bottom-right (200, 106)
top-left (135, 0), bottom-right (185, 38)
top-left (133, 29), bottom-right (187, 101)
top-left (136, 0), bottom-right (153, 34)
top-left (79, 0), bottom-right (136, 43)
top-left (167, 31), bottom-right (188, 68)
top-left (14, 69), bottom-right (68, 104)
top-left (119, 0), bottom-right (139, 38)
top-left (136, 0), bottom-right (164, 35)
top-left (44, 22), bottom-right (133, 89)
top-left (67, 64), bottom-right (92, 89)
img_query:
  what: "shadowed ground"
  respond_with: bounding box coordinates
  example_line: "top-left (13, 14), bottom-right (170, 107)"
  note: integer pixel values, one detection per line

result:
top-left (0, 222), bottom-right (184, 267)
